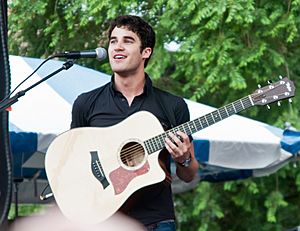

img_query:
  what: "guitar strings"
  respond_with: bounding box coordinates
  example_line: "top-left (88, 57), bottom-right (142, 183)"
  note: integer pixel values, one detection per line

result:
top-left (120, 82), bottom-right (279, 161)
top-left (121, 80), bottom-right (290, 165)
top-left (120, 144), bottom-right (143, 156)
top-left (120, 144), bottom-right (145, 162)
top-left (120, 149), bottom-right (144, 162)
top-left (119, 133), bottom-right (168, 160)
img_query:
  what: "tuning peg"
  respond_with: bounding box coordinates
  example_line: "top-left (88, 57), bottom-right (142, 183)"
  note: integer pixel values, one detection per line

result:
top-left (267, 105), bottom-right (271, 110)
top-left (289, 98), bottom-right (293, 103)
top-left (277, 101), bottom-right (281, 106)
top-left (257, 84), bottom-right (261, 88)
top-left (268, 80), bottom-right (273, 84)
top-left (279, 75), bottom-right (283, 79)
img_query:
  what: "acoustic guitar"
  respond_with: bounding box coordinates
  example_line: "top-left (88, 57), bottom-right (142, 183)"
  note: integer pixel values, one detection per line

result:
top-left (45, 77), bottom-right (295, 224)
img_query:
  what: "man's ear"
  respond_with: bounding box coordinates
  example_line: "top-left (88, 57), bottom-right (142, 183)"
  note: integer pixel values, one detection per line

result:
top-left (142, 47), bottom-right (152, 59)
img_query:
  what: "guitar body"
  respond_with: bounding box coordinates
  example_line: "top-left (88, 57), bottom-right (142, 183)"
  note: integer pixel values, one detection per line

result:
top-left (45, 111), bottom-right (166, 224)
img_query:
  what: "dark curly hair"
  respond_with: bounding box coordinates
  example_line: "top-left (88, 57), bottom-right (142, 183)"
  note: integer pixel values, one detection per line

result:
top-left (108, 15), bottom-right (156, 67)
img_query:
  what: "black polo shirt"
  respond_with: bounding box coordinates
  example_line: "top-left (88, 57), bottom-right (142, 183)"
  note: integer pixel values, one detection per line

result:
top-left (71, 74), bottom-right (190, 226)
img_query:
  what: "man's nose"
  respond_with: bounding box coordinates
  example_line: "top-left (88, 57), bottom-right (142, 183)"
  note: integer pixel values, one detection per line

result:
top-left (114, 41), bottom-right (125, 50)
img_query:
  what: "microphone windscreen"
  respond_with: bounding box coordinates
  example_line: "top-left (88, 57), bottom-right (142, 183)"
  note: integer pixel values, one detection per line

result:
top-left (95, 47), bottom-right (107, 61)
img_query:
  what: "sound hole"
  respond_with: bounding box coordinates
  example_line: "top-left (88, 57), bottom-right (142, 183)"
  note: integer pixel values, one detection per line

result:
top-left (120, 142), bottom-right (145, 168)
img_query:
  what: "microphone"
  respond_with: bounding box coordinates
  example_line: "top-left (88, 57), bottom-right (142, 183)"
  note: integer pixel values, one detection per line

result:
top-left (56, 47), bottom-right (107, 61)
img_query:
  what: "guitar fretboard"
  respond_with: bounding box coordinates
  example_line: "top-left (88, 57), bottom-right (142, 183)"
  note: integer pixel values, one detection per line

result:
top-left (144, 95), bottom-right (253, 154)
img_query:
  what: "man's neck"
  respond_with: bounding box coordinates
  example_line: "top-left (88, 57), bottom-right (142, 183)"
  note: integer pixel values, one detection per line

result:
top-left (114, 71), bottom-right (146, 105)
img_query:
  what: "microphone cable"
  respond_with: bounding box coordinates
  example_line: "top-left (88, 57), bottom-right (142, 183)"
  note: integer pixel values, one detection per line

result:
top-left (1, 55), bottom-right (56, 105)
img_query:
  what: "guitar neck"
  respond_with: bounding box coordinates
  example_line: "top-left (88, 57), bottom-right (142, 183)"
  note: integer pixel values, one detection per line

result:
top-left (144, 95), bottom-right (253, 154)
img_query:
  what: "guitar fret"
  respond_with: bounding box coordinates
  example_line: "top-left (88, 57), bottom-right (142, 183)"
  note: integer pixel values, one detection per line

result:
top-left (212, 110), bottom-right (221, 122)
top-left (183, 124), bottom-right (189, 134)
top-left (243, 96), bottom-right (252, 107)
top-left (200, 117), bottom-right (208, 128)
top-left (226, 104), bottom-right (235, 115)
top-left (209, 113), bottom-right (215, 123)
top-left (198, 118), bottom-right (202, 128)
top-left (241, 99), bottom-right (246, 108)
top-left (233, 101), bottom-right (239, 111)
top-left (144, 140), bottom-right (152, 153)
top-left (158, 135), bottom-right (164, 149)
top-left (184, 124), bottom-right (191, 135)
top-left (217, 109), bottom-right (222, 120)
top-left (181, 124), bottom-right (187, 135)
top-left (224, 106), bottom-right (230, 117)
top-left (147, 138), bottom-right (154, 152)
top-left (204, 115), bottom-right (210, 126)
top-left (219, 107), bottom-right (227, 119)
top-left (248, 95), bottom-right (254, 106)
top-left (180, 125), bottom-right (185, 133)
top-left (240, 100), bottom-right (246, 110)
top-left (238, 99), bottom-right (247, 112)
top-left (205, 113), bottom-right (214, 125)
top-left (196, 119), bottom-right (202, 130)
top-left (151, 137), bottom-right (158, 152)
top-left (183, 123), bottom-right (193, 134)
top-left (188, 122), bottom-right (197, 133)
top-left (193, 119), bottom-right (201, 131)
top-left (154, 137), bottom-right (160, 150)
top-left (232, 102), bottom-right (237, 113)
top-left (150, 140), bottom-right (155, 153)
top-left (234, 100), bottom-right (243, 111)
top-left (162, 133), bottom-right (168, 148)
top-left (144, 140), bottom-right (150, 153)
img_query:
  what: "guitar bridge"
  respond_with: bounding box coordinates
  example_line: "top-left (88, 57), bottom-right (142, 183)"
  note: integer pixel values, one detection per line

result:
top-left (90, 151), bottom-right (109, 189)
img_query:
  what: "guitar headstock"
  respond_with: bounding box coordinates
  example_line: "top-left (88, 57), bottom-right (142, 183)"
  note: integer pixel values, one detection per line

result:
top-left (251, 77), bottom-right (295, 106)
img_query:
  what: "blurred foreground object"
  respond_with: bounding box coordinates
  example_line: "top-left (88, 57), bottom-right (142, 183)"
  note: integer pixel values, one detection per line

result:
top-left (9, 206), bottom-right (146, 231)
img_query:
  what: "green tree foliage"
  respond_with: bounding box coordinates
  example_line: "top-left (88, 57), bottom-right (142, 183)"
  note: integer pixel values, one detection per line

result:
top-left (7, 0), bottom-right (300, 230)
top-left (8, 0), bottom-right (300, 127)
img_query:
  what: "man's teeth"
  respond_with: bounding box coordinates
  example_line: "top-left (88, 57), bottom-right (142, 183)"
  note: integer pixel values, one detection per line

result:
top-left (115, 55), bottom-right (125, 59)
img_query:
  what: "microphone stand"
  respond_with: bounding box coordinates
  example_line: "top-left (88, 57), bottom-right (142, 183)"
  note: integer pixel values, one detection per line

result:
top-left (0, 60), bottom-right (74, 112)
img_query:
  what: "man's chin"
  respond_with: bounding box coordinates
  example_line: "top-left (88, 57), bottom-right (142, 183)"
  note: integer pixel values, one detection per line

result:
top-left (112, 67), bottom-right (135, 76)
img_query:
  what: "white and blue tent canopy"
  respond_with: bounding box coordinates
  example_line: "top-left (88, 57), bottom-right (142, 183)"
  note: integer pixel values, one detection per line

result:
top-left (8, 55), bottom-right (300, 200)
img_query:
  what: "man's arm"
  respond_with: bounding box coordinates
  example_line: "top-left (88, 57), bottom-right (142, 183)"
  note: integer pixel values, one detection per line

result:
top-left (165, 131), bottom-right (199, 182)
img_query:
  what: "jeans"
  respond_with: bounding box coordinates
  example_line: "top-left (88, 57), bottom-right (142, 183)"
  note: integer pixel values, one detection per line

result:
top-left (146, 220), bottom-right (176, 231)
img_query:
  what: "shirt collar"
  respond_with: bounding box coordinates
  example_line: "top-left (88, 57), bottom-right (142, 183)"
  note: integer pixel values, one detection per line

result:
top-left (109, 73), bottom-right (153, 96)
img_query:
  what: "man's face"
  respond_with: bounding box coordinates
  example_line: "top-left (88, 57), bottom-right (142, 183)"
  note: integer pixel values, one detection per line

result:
top-left (108, 26), bottom-right (151, 76)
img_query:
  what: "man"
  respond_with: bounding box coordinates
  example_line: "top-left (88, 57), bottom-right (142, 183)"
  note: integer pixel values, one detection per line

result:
top-left (71, 15), bottom-right (199, 231)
